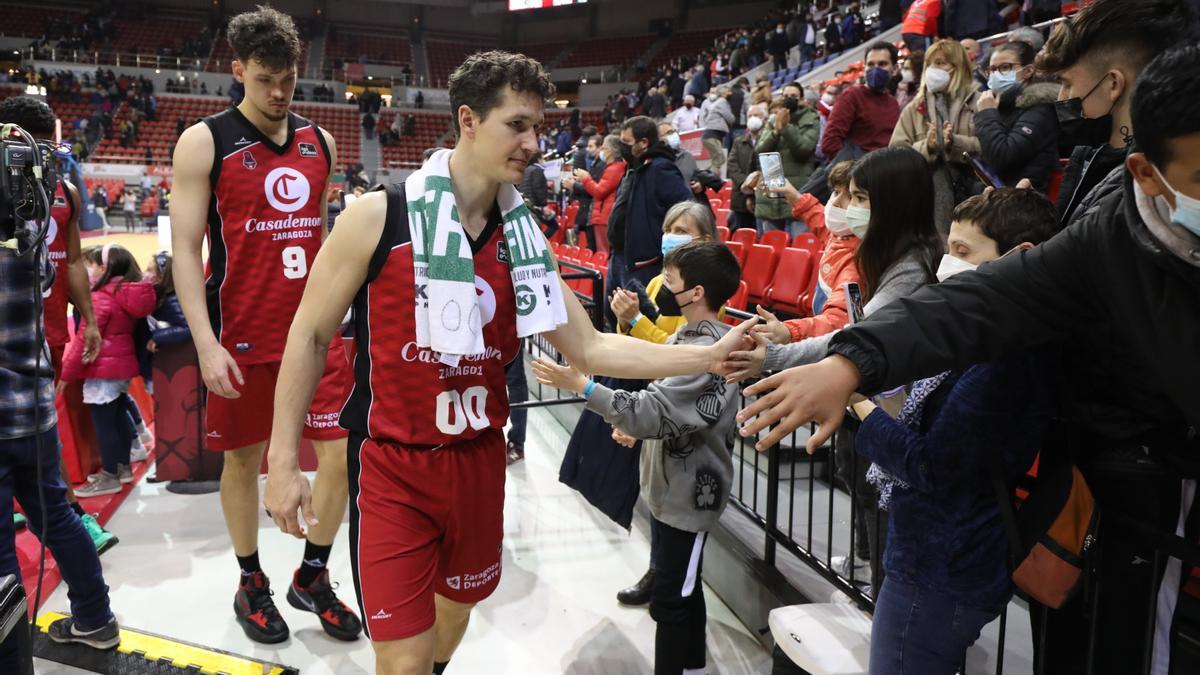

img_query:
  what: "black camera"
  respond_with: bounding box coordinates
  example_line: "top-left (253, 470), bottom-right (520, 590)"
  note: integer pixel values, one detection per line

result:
top-left (0, 127), bottom-right (57, 246)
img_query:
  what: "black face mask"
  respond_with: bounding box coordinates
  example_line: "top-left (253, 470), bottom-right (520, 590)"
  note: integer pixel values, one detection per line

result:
top-left (1055, 74), bottom-right (1116, 148)
top-left (620, 142), bottom-right (636, 163)
top-left (654, 284), bottom-right (696, 316)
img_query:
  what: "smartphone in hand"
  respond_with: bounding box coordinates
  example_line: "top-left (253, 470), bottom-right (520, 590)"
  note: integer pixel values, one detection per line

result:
top-left (759, 152), bottom-right (787, 191)
top-left (963, 152), bottom-right (1006, 189)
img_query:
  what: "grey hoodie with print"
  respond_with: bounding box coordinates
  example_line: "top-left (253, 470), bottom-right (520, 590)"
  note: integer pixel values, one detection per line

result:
top-left (584, 319), bottom-right (738, 533)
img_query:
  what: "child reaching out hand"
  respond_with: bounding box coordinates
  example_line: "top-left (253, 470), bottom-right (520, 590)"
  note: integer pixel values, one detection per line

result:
top-left (533, 240), bottom-right (743, 675)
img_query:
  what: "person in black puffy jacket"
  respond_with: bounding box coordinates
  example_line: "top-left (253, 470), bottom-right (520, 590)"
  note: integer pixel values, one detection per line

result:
top-left (973, 41), bottom-right (1060, 191)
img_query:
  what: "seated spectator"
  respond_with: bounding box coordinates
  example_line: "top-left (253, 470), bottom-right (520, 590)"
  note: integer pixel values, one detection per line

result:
top-left (533, 240), bottom-right (743, 675)
top-left (749, 160), bottom-right (861, 346)
top-left (890, 39), bottom-right (982, 235)
top-left (853, 188), bottom-right (1059, 675)
top-left (974, 41), bottom-right (1059, 191)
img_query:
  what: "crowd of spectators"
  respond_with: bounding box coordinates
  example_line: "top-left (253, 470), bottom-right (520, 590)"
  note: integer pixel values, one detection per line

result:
top-left (540, 0), bottom-right (1200, 673)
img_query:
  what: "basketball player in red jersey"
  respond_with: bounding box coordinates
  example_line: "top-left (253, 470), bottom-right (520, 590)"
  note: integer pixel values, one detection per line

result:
top-left (263, 51), bottom-right (756, 674)
top-left (170, 7), bottom-right (360, 644)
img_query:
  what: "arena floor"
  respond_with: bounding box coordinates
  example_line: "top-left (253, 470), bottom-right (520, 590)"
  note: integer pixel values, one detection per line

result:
top-left (36, 406), bottom-right (772, 674)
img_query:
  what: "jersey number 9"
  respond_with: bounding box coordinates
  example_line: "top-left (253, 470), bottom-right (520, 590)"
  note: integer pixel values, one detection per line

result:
top-left (283, 246), bottom-right (308, 279)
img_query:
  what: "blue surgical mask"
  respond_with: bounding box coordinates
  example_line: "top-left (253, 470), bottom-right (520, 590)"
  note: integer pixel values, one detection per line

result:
top-left (1155, 165), bottom-right (1200, 238)
top-left (666, 132), bottom-right (681, 150)
top-left (987, 70), bottom-right (1018, 94)
top-left (845, 205), bottom-right (871, 238)
top-left (661, 232), bottom-right (693, 257)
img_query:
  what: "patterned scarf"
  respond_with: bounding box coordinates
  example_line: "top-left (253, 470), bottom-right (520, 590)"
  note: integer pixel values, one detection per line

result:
top-left (867, 371), bottom-right (951, 510)
top-left (405, 149), bottom-right (567, 366)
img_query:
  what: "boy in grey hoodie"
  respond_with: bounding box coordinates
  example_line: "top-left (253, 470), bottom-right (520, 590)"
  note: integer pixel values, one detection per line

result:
top-left (533, 241), bottom-right (743, 675)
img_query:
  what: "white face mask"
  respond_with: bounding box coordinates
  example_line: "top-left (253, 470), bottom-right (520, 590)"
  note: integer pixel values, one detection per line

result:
top-left (824, 197), bottom-right (851, 235)
top-left (845, 205), bottom-right (871, 238)
top-left (936, 254), bottom-right (978, 282)
top-left (821, 93), bottom-right (835, 106)
top-left (901, 69), bottom-right (914, 83)
top-left (924, 67), bottom-right (951, 93)
top-left (747, 116), bottom-right (764, 132)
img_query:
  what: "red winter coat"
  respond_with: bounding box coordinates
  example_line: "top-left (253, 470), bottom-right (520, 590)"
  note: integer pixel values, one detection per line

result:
top-left (62, 279), bottom-right (156, 382)
top-left (583, 159), bottom-right (626, 226)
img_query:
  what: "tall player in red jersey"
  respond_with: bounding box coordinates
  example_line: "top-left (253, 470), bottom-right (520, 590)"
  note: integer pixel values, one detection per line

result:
top-left (170, 7), bottom-right (361, 645)
top-left (263, 51), bottom-right (756, 674)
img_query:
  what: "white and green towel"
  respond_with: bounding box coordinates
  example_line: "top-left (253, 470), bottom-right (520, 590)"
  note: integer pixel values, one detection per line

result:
top-left (405, 149), bottom-right (567, 367)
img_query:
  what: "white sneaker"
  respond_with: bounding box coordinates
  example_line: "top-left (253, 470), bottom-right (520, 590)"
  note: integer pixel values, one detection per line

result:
top-left (830, 554), bottom-right (870, 579)
top-left (136, 424), bottom-right (154, 448)
top-left (130, 437), bottom-right (148, 463)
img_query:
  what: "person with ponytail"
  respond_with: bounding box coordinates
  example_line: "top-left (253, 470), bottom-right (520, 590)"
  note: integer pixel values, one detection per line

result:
top-left (61, 244), bottom-right (156, 496)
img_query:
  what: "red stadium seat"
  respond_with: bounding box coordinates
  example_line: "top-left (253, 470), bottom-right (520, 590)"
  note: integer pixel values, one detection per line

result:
top-left (765, 248), bottom-right (814, 316)
top-left (743, 244), bottom-right (781, 305)
top-left (731, 228), bottom-right (757, 248)
top-left (760, 230), bottom-right (789, 256)
top-left (715, 209), bottom-right (730, 227)
top-left (792, 233), bottom-right (821, 255)
top-left (725, 241), bottom-right (747, 268)
top-left (726, 280), bottom-right (749, 313)
top-left (716, 226), bottom-right (730, 242)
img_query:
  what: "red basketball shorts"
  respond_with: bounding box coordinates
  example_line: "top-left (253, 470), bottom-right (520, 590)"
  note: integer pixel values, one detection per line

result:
top-left (348, 430), bottom-right (506, 641)
top-left (204, 340), bottom-right (352, 451)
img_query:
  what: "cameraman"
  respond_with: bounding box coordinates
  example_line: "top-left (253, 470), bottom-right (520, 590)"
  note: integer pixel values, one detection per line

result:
top-left (0, 122), bottom-right (119, 666)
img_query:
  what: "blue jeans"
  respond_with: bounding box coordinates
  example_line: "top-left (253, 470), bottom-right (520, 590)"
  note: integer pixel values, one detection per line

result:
top-left (0, 426), bottom-right (112, 669)
top-left (869, 578), bottom-right (998, 675)
top-left (505, 344), bottom-right (528, 447)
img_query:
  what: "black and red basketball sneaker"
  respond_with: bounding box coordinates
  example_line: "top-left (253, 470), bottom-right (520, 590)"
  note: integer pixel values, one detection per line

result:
top-left (287, 568), bottom-right (363, 641)
top-left (234, 571), bottom-right (290, 644)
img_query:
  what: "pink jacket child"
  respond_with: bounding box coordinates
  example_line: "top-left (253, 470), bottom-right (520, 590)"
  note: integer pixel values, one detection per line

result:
top-left (62, 279), bottom-right (157, 383)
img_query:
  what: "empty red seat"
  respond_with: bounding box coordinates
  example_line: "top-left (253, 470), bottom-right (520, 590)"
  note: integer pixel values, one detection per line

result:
top-left (765, 248), bottom-right (814, 316)
top-left (724, 280), bottom-right (750, 322)
top-left (725, 241), bottom-right (747, 268)
top-left (743, 244), bottom-right (780, 305)
top-left (716, 226), bottom-right (730, 242)
top-left (731, 228), bottom-right (757, 248)
top-left (792, 233), bottom-right (820, 255)
top-left (715, 208), bottom-right (730, 228)
top-left (761, 230), bottom-right (789, 256)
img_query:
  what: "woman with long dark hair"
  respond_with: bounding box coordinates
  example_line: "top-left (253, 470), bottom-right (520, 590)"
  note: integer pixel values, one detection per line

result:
top-left (720, 147), bottom-right (941, 592)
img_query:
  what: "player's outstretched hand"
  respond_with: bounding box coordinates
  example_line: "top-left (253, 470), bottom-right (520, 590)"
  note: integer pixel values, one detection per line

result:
top-left (707, 316), bottom-right (759, 374)
top-left (264, 466), bottom-right (317, 539)
top-left (736, 355), bottom-right (860, 453)
top-left (722, 330), bottom-right (770, 384)
top-left (532, 357), bottom-right (589, 394)
top-left (199, 343), bottom-right (244, 399)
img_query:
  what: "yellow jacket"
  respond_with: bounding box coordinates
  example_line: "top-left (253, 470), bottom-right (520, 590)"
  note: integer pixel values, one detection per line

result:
top-left (619, 274), bottom-right (724, 343)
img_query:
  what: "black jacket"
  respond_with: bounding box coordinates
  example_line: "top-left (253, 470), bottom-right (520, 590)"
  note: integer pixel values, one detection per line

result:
top-left (520, 164), bottom-right (551, 223)
top-left (1055, 143), bottom-right (1126, 231)
top-left (973, 81), bottom-right (1059, 192)
top-left (607, 142), bottom-right (692, 268)
top-left (829, 167), bottom-right (1200, 445)
top-left (727, 132), bottom-right (758, 214)
top-left (571, 155), bottom-right (606, 229)
top-left (644, 91), bottom-right (667, 119)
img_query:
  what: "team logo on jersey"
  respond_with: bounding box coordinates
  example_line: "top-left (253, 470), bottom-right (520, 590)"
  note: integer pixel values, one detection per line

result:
top-left (44, 216), bottom-right (59, 247)
top-left (445, 576), bottom-right (461, 591)
top-left (475, 275), bottom-right (497, 327)
top-left (242, 150), bottom-right (257, 170)
top-left (514, 284), bottom-right (537, 316)
top-left (496, 240), bottom-right (509, 263)
top-left (235, 136), bottom-right (252, 146)
top-left (235, 341), bottom-right (253, 353)
top-left (298, 142), bottom-right (318, 158)
top-left (264, 166), bottom-right (310, 213)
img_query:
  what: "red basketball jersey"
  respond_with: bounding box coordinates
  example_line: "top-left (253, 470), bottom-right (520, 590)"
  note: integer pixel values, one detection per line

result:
top-left (204, 108), bottom-right (330, 365)
top-left (43, 178), bottom-right (75, 348)
top-left (340, 184), bottom-right (520, 448)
